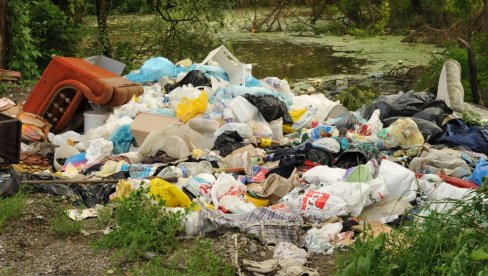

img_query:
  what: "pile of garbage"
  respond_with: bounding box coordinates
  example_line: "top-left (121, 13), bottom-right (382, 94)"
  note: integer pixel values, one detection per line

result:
top-left (2, 47), bottom-right (488, 263)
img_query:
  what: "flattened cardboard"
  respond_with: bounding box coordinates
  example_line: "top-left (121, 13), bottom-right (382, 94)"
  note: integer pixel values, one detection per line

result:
top-left (130, 112), bottom-right (179, 146)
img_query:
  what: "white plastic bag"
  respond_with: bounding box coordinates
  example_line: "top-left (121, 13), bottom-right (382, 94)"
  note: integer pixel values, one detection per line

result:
top-left (210, 173), bottom-right (247, 209)
top-left (85, 138), bottom-right (113, 164)
top-left (304, 222), bottom-right (343, 253)
top-left (378, 160), bottom-right (417, 202)
top-left (219, 195), bottom-right (256, 214)
top-left (213, 123), bottom-right (256, 144)
top-left (302, 166), bottom-right (346, 185)
top-left (312, 138), bottom-right (340, 153)
top-left (269, 118), bottom-right (284, 141)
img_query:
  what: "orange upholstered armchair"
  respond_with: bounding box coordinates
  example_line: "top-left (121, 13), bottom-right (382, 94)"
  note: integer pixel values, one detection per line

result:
top-left (23, 56), bottom-right (143, 132)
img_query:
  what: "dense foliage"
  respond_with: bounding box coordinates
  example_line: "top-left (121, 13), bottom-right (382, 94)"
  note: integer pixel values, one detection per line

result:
top-left (336, 184), bottom-right (488, 275)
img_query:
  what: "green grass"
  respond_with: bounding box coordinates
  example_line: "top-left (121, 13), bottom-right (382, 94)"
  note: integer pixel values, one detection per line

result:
top-left (0, 193), bottom-right (26, 231)
top-left (335, 183), bottom-right (488, 275)
top-left (131, 239), bottom-right (234, 275)
top-left (94, 187), bottom-right (184, 261)
top-left (50, 211), bottom-right (82, 238)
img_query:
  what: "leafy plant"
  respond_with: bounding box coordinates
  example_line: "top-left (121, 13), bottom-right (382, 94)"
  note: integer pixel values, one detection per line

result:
top-left (29, 0), bottom-right (83, 69)
top-left (5, 0), bottom-right (41, 79)
top-left (0, 193), bottom-right (26, 231)
top-left (132, 239), bottom-right (234, 275)
top-left (94, 187), bottom-right (184, 261)
top-left (50, 209), bottom-right (82, 238)
top-left (335, 86), bottom-right (379, 111)
top-left (336, 185), bottom-right (488, 275)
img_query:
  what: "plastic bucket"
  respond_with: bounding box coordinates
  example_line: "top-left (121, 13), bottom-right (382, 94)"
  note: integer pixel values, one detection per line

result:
top-left (84, 111), bottom-right (109, 133)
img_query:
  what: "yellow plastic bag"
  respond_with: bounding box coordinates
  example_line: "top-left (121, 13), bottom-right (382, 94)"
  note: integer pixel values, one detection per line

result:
top-left (245, 194), bottom-right (270, 207)
top-left (283, 108), bottom-right (307, 133)
top-left (388, 118), bottom-right (425, 146)
top-left (113, 180), bottom-right (134, 200)
top-left (148, 178), bottom-right (192, 208)
top-left (175, 92), bottom-right (208, 123)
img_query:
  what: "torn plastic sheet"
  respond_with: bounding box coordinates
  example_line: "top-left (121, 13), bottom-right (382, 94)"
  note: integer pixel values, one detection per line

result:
top-left (19, 173), bottom-right (121, 207)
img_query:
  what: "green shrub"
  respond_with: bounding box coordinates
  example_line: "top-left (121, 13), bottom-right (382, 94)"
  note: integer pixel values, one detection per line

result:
top-left (336, 185), bottom-right (488, 275)
top-left (5, 0), bottom-right (41, 79)
top-left (0, 193), bottom-right (26, 231)
top-left (50, 210), bottom-right (82, 238)
top-left (335, 86), bottom-right (379, 111)
top-left (133, 239), bottom-right (234, 275)
top-left (29, 0), bottom-right (82, 69)
top-left (94, 187), bottom-right (184, 261)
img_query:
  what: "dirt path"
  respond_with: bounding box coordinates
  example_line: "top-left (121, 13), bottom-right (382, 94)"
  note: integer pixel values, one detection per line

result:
top-left (0, 194), bottom-right (112, 275)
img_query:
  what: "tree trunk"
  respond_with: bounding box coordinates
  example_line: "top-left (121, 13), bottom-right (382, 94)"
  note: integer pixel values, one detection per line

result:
top-left (95, 0), bottom-right (113, 57)
top-left (0, 0), bottom-right (7, 68)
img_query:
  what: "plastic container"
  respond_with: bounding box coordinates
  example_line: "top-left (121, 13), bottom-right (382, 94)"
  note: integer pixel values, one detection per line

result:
top-left (84, 111), bottom-right (109, 133)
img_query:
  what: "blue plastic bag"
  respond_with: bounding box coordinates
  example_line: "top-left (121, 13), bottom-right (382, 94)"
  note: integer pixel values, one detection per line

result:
top-left (467, 158), bottom-right (488, 186)
top-left (109, 125), bottom-right (134, 154)
top-left (126, 57), bottom-right (177, 83)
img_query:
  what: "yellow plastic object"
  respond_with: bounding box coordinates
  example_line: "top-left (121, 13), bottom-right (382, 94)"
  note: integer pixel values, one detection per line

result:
top-left (245, 194), bottom-right (270, 207)
top-left (114, 180), bottom-right (133, 200)
top-left (260, 138), bottom-right (272, 148)
top-left (283, 108), bottom-right (307, 133)
top-left (388, 118), bottom-right (425, 146)
top-left (148, 178), bottom-right (192, 208)
top-left (175, 92), bottom-right (208, 123)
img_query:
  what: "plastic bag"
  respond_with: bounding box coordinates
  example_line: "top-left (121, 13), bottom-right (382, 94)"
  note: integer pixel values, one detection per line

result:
top-left (378, 160), bottom-right (417, 201)
top-left (242, 94), bottom-right (293, 124)
top-left (214, 123), bottom-right (256, 144)
top-left (164, 70), bottom-right (210, 92)
top-left (176, 161), bottom-right (213, 178)
top-left (312, 138), bottom-right (340, 153)
top-left (302, 166), bottom-right (346, 185)
top-left (148, 178), bottom-right (192, 207)
top-left (175, 91), bottom-right (208, 123)
top-left (467, 158), bottom-right (488, 186)
top-left (379, 118), bottom-right (424, 148)
top-left (291, 94), bottom-right (341, 123)
top-left (126, 57), bottom-right (177, 83)
top-left (269, 118), bottom-right (284, 141)
top-left (283, 108), bottom-right (307, 133)
top-left (168, 85), bottom-right (202, 108)
top-left (228, 96), bottom-right (273, 139)
top-left (109, 124), bottom-right (134, 154)
top-left (85, 138), bottom-right (113, 164)
top-left (210, 173), bottom-right (247, 209)
top-left (219, 195), bottom-right (256, 214)
top-left (48, 131), bottom-right (81, 146)
top-left (304, 222), bottom-right (342, 253)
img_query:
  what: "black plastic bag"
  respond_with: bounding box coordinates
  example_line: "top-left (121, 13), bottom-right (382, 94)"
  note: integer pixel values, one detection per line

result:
top-left (412, 107), bottom-right (445, 127)
top-left (212, 131), bottom-right (247, 157)
top-left (242, 94), bottom-right (293, 124)
top-left (0, 170), bottom-right (20, 197)
top-left (165, 70), bottom-right (210, 92)
top-left (362, 91), bottom-right (452, 121)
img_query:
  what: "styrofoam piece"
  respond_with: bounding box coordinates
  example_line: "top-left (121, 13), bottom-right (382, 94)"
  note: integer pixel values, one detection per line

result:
top-left (84, 55), bottom-right (125, 76)
top-left (199, 45), bottom-right (246, 86)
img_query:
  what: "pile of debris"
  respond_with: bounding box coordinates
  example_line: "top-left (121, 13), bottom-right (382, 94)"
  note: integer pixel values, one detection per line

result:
top-left (1, 47), bottom-right (487, 273)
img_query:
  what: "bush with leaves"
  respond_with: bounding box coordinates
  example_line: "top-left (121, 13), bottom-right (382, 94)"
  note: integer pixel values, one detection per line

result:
top-left (94, 187), bottom-right (184, 261)
top-left (29, 0), bottom-right (82, 69)
top-left (336, 184), bottom-right (488, 275)
top-left (144, 0), bottom-right (234, 61)
top-left (5, 0), bottom-right (41, 79)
